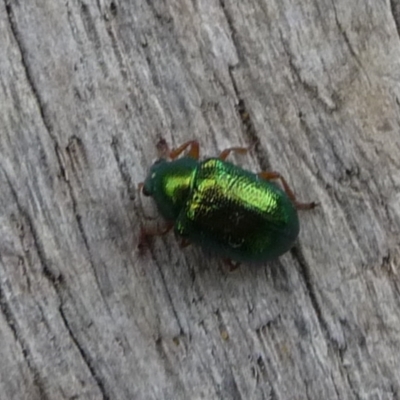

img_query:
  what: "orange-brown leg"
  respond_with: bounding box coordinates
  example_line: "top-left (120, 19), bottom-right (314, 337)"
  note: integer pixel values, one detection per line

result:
top-left (223, 259), bottom-right (240, 271)
top-left (138, 222), bottom-right (174, 252)
top-left (258, 171), bottom-right (317, 210)
top-left (218, 147), bottom-right (248, 161)
top-left (178, 237), bottom-right (191, 248)
top-left (169, 140), bottom-right (200, 160)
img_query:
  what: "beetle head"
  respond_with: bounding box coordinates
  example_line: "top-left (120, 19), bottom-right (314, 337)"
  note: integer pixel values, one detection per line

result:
top-left (142, 158), bottom-right (167, 197)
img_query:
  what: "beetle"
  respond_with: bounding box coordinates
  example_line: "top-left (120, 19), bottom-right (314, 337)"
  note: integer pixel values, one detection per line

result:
top-left (139, 139), bottom-right (316, 264)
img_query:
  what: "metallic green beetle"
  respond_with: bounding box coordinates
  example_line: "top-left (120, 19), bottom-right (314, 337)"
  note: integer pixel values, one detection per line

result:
top-left (140, 140), bottom-right (315, 264)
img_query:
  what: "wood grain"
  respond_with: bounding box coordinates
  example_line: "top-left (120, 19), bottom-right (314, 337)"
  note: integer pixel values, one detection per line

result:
top-left (1, 0), bottom-right (400, 399)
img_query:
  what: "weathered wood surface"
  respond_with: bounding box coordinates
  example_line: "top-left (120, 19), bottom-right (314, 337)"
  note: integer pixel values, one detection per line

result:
top-left (1, 0), bottom-right (400, 399)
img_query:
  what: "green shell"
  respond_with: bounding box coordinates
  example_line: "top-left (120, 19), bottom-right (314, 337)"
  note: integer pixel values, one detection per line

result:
top-left (143, 157), bottom-right (299, 262)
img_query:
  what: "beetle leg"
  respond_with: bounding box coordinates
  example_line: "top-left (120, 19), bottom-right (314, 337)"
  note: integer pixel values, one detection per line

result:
top-left (138, 222), bottom-right (174, 252)
top-left (169, 140), bottom-right (200, 160)
top-left (294, 200), bottom-right (318, 210)
top-left (178, 237), bottom-right (191, 248)
top-left (223, 258), bottom-right (240, 271)
top-left (218, 147), bottom-right (248, 161)
top-left (140, 222), bottom-right (174, 238)
top-left (258, 171), bottom-right (317, 210)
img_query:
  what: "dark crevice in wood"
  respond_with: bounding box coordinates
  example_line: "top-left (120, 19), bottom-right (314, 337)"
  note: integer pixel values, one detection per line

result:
top-left (384, 253), bottom-right (400, 308)
top-left (269, 387), bottom-right (278, 400)
top-left (3, 129), bottom-right (110, 398)
top-left (2, 168), bottom-right (62, 290)
top-left (254, 355), bottom-right (277, 400)
top-left (390, 384), bottom-right (399, 400)
top-left (68, 205), bottom-right (113, 312)
top-left (228, 67), bottom-right (270, 171)
top-left (58, 137), bottom-right (118, 332)
top-left (220, 0), bottom-right (269, 168)
top-left (330, 0), bottom-right (371, 87)
top-left (62, 141), bottom-right (111, 308)
top-left (104, 23), bottom-right (128, 81)
top-left (109, 1), bottom-right (117, 17)
top-left (390, 0), bottom-right (400, 39)
top-left (220, 0), bottom-right (268, 167)
top-left (2, 168), bottom-right (110, 399)
top-left (0, 172), bottom-right (50, 399)
top-left (54, 143), bottom-right (69, 182)
top-left (254, 326), bottom-right (281, 399)
top-left (80, 1), bottom-right (108, 77)
top-left (0, 281), bottom-right (49, 400)
top-left (73, 209), bottom-right (90, 261)
top-left (110, 135), bottom-right (137, 200)
top-left (66, 135), bottom-right (89, 172)
top-left (59, 306), bottom-right (110, 400)
top-left (5, 0), bottom-right (80, 231)
top-left (5, 1), bottom-right (54, 135)
top-left (154, 258), bottom-right (185, 336)
top-left (290, 246), bottom-right (330, 341)
top-left (330, 371), bottom-right (342, 400)
top-left (218, 0), bottom-right (240, 61)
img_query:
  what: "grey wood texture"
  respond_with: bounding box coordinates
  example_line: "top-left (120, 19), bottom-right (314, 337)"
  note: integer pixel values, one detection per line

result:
top-left (1, 0), bottom-right (400, 399)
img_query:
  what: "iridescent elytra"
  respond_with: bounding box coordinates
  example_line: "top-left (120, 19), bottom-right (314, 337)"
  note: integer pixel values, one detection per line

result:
top-left (139, 139), bottom-right (316, 264)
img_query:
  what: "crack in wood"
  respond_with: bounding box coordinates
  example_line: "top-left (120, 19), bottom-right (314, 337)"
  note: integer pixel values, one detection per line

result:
top-left (227, 67), bottom-right (270, 171)
top-left (1, 134), bottom-right (110, 399)
top-left (330, 0), bottom-right (371, 87)
top-left (110, 135), bottom-right (137, 201)
top-left (290, 246), bottom-right (330, 342)
top-left (5, 0), bottom-right (85, 245)
top-left (0, 170), bottom-right (51, 399)
top-left (59, 305), bottom-right (111, 400)
top-left (218, 0), bottom-right (241, 62)
top-left (390, 0), bottom-right (400, 39)
top-left (2, 168), bottom-right (62, 289)
top-left (154, 257), bottom-right (185, 337)
top-left (61, 139), bottom-right (114, 309)
top-left (0, 281), bottom-right (50, 400)
top-left (219, 0), bottom-right (266, 168)
top-left (5, 1), bottom-right (54, 135)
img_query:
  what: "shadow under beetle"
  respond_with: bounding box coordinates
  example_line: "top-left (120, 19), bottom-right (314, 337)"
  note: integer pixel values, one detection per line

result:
top-left (139, 139), bottom-right (316, 265)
